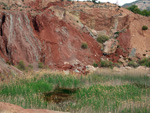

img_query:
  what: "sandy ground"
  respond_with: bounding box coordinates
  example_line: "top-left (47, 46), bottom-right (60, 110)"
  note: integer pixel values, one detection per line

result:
top-left (0, 102), bottom-right (68, 113)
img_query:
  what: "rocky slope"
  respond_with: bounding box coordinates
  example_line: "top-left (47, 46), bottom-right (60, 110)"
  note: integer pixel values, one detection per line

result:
top-left (0, 0), bottom-right (150, 73)
top-left (123, 0), bottom-right (150, 10)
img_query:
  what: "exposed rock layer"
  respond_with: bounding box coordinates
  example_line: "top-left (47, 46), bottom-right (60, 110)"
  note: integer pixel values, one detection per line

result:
top-left (0, 1), bottom-right (150, 71)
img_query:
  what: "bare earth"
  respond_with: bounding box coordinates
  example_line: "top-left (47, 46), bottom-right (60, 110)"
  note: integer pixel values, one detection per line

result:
top-left (0, 102), bottom-right (68, 113)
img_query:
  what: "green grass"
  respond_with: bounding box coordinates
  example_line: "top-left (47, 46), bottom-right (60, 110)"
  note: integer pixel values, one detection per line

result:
top-left (74, 84), bottom-right (148, 112)
top-left (0, 72), bottom-right (150, 112)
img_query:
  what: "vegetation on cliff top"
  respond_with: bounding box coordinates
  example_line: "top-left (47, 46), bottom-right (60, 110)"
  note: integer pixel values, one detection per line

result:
top-left (128, 5), bottom-right (150, 16)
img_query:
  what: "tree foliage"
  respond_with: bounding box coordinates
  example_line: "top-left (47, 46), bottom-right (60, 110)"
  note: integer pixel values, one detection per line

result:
top-left (128, 5), bottom-right (150, 17)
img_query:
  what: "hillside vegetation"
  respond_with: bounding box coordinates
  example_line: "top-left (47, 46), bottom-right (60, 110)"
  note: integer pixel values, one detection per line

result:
top-left (123, 0), bottom-right (150, 11)
top-left (128, 5), bottom-right (150, 16)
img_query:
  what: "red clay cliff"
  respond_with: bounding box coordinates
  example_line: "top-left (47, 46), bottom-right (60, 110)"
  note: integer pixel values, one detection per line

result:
top-left (0, 0), bottom-right (150, 72)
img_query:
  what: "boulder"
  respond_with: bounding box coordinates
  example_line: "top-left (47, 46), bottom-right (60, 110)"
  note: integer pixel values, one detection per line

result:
top-left (118, 57), bottom-right (128, 66)
top-left (15, 0), bottom-right (23, 6)
top-left (103, 39), bottom-right (118, 54)
top-left (63, 70), bottom-right (70, 75)
top-left (86, 65), bottom-right (97, 73)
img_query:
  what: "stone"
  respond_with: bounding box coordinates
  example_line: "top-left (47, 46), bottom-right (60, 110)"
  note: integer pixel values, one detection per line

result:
top-left (103, 39), bottom-right (119, 54)
top-left (125, 66), bottom-right (133, 70)
top-left (118, 57), bottom-right (128, 66)
top-left (129, 48), bottom-right (136, 57)
top-left (86, 65), bottom-right (97, 73)
top-left (15, 0), bottom-right (23, 6)
top-left (64, 62), bottom-right (70, 65)
top-left (74, 69), bottom-right (80, 73)
top-left (63, 70), bottom-right (70, 75)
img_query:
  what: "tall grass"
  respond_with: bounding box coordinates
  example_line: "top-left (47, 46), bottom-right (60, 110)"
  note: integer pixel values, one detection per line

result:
top-left (0, 72), bottom-right (150, 112)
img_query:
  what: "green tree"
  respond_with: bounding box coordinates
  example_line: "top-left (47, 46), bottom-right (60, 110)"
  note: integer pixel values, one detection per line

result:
top-left (128, 5), bottom-right (150, 17)
top-left (128, 5), bottom-right (141, 14)
top-left (141, 10), bottom-right (150, 16)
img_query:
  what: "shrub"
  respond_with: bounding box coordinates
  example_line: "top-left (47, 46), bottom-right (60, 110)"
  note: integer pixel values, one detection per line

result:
top-left (38, 62), bottom-right (44, 68)
top-left (28, 64), bottom-right (33, 69)
top-left (97, 35), bottom-right (109, 43)
top-left (81, 43), bottom-right (88, 49)
top-left (93, 62), bottom-right (98, 67)
top-left (138, 57), bottom-right (150, 67)
top-left (128, 61), bottom-right (139, 68)
top-left (114, 63), bottom-right (121, 68)
top-left (114, 31), bottom-right (120, 35)
top-left (142, 25), bottom-right (148, 30)
top-left (17, 61), bottom-right (26, 71)
top-left (100, 60), bottom-right (113, 68)
top-left (114, 31), bottom-right (120, 39)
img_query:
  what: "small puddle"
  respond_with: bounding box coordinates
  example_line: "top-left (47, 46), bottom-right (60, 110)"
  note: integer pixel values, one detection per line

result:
top-left (43, 87), bottom-right (79, 104)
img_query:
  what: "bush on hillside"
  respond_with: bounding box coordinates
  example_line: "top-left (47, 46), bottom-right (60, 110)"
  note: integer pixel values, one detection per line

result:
top-left (93, 62), bottom-right (98, 67)
top-left (128, 61), bottom-right (139, 68)
top-left (17, 61), bottom-right (26, 71)
top-left (128, 5), bottom-right (141, 14)
top-left (138, 57), bottom-right (150, 67)
top-left (81, 43), bottom-right (88, 49)
top-left (38, 62), bottom-right (44, 68)
top-left (114, 31), bottom-right (120, 35)
top-left (142, 25), bottom-right (148, 30)
top-left (97, 35), bottom-right (109, 43)
top-left (100, 60), bottom-right (113, 68)
top-left (127, 5), bottom-right (150, 17)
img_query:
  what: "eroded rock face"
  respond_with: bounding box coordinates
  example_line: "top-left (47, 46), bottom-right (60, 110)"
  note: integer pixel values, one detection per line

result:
top-left (0, 1), bottom-right (150, 71)
top-left (34, 9), bottom-right (102, 67)
top-left (0, 56), bottom-right (22, 78)
top-left (0, 1), bottom-right (103, 72)
top-left (0, 11), bottom-right (41, 65)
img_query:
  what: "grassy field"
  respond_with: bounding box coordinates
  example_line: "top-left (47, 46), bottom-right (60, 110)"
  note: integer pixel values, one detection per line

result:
top-left (0, 70), bottom-right (150, 113)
